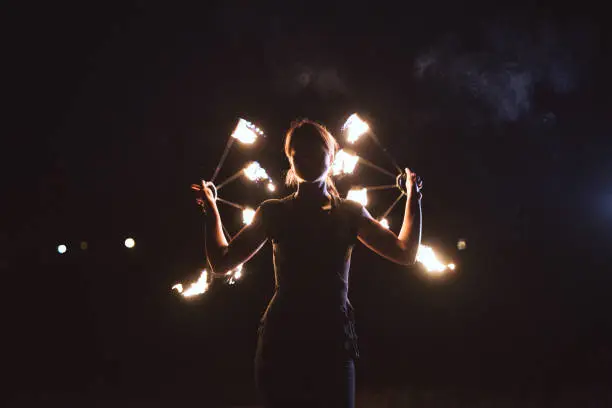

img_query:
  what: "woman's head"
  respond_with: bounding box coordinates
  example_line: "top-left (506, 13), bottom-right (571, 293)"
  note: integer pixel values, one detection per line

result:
top-left (284, 119), bottom-right (339, 196)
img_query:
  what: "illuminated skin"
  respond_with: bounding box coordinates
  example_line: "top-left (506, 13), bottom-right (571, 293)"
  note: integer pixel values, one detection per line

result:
top-left (199, 127), bottom-right (422, 277)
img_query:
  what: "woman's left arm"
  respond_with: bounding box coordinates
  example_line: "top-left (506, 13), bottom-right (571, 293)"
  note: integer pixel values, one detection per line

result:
top-left (356, 169), bottom-right (422, 266)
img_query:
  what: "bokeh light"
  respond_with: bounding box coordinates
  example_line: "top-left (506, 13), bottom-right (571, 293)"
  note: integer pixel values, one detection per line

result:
top-left (457, 239), bottom-right (467, 250)
top-left (57, 244), bottom-right (67, 254)
top-left (124, 238), bottom-right (136, 248)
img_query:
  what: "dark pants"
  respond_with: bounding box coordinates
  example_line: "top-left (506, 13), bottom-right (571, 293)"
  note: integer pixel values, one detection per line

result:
top-left (255, 353), bottom-right (355, 408)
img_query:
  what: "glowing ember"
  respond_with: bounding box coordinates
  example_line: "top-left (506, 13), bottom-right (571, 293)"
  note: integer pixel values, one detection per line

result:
top-left (231, 118), bottom-right (263, 144)
top-left (267, 182), bottom-right (276, 192)
top-left (243, 161), bottom-right (269, 181)
top-left (331, 149), bottom-right (359, 175)
top-left (347, 188), bottom-right (368, 206)
top-left (379, 218), bottom-right (390, 229)
top-left (416, 245), bottom-right (453, 274)
top-left (242, 208), bottom-right (256, 225)
top-left (181, 270), bottom-right (210, 297)
top-left (342, 113), bottom-right (370, 144)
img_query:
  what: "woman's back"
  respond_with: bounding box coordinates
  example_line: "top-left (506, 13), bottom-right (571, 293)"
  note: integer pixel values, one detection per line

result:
top-left (257, 193), bottom-right (362, 360)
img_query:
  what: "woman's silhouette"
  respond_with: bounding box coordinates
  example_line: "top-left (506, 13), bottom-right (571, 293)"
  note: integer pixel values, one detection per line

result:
top-left (198, 119), bottom-right (422, 407)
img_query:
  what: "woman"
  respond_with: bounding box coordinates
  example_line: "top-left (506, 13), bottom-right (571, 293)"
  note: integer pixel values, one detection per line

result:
top-left (198, 119), bottom-right (422, 407)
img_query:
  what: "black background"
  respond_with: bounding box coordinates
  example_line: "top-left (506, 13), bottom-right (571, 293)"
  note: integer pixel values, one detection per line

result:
top-left (5, 1), bottom-right (612, 406)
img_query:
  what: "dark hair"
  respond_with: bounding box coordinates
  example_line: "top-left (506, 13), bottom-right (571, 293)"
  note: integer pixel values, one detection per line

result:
top-left (284, 119), bottom-right (340, 197)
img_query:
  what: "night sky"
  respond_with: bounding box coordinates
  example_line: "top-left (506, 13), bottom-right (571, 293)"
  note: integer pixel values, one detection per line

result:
top-left (6, 2), bottom-right (612, 405)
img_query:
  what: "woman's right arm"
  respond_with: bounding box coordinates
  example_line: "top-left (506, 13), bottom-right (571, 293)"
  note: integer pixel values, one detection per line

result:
top-left (199, 184), bottom-right (268, 276)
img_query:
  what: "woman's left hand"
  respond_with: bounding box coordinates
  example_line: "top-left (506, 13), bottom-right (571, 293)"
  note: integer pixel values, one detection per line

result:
top-left (405, 168), bottom-right (423, 200)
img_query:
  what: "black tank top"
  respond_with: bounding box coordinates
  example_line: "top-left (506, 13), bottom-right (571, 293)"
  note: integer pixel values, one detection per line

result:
top-left (257, 193), bottom-right (362, 359)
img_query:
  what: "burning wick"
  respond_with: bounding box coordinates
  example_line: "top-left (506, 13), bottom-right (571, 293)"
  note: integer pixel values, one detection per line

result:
top-left (331, 149), bottom-right (359, 175)
top-left (342, 113), bottom-right (370, 144)
top-left (231, 118), bottom-right (263, 145)
top-left (346, 188), bottom-right (368, 207)
top-left (242, 208), bottom-right (256, 225)
top-left (243, 161), bottom-right (270, 182)
top-left (416, 245), bottom-right (455, 275)
top-left (172, 270), bottom-right (210, 298)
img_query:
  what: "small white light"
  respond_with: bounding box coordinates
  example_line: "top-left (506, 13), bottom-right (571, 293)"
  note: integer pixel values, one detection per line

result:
top-left (124, 238), bottom-right (136, 248)
top-left (448, 263), bottom-right (456, 270)
top-left (267, 182), bottom-right (276, 192)
top-left (57, 244), bottom-right (67, 254)
top-left (379, 218), bottom-right (390, 229)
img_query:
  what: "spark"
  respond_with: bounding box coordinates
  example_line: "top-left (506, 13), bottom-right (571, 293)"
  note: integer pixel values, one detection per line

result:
top-left (124, 238), bottom-right (135, 248)
top-left (346, 188), bottom-right (368, 206)
top-left (267, 182), bottom-right (276, 192)
top-left (172, 283), bottom-right (183, 293)
top-left (57, 244), bottom-right (67, 254)
top-left (242, 208), bottom-right (256, 225)
top-left (379, 218), bottom-right (390, 229)
top-left (342, 113), bottom-right (370, 144)
top-left (331, 149), bottom-right (359, 175)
